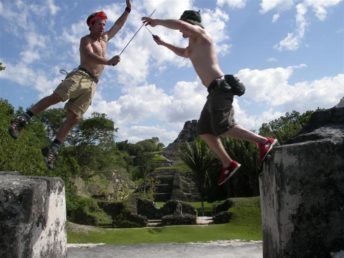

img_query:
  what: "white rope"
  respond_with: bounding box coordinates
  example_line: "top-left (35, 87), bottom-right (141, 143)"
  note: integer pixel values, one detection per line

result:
top-left (119, 9), bottom-right (156, 55)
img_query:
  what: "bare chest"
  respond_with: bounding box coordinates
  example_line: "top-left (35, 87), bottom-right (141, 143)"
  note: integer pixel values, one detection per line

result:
top-left (91, 40), bottom-right (107, 57)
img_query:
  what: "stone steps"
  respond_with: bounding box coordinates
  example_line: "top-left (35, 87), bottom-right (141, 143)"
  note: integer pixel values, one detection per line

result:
top-left (147, 219), bottom-right (162, 227)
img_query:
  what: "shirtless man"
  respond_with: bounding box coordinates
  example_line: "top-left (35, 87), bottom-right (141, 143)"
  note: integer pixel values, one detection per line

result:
top-left (8, 0), bottom-right (132, 169)
top-left (142, 10), bottom-right (277, 185)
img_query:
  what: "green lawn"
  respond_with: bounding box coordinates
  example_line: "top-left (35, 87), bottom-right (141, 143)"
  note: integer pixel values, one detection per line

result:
top-left (67, 196), bottom-right (262, 244)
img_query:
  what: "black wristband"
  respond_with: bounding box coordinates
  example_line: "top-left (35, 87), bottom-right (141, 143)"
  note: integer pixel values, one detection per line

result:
top-left (125, 7), bottom-right (131, 13)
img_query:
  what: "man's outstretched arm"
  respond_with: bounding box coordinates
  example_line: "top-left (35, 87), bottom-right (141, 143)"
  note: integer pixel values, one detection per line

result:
top-left (142, 17), bottom-right (202, 38)
top-left (152, 35), bottom-right (189, 58)
top-left (106, 0), bottom-right (131, 41)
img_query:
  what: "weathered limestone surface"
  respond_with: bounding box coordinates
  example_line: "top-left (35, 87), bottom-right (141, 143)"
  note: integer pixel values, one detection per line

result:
top-left (259, 106), bottom-right (344, 258)
top-left (0, 172), bottom-right (67, 258)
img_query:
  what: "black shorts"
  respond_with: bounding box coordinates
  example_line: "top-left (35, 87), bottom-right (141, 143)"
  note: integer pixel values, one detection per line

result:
top-left (197, 77), bottom-right (236, 136)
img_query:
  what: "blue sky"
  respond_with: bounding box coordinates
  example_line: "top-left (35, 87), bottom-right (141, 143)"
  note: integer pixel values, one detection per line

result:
top-left (0, 0), bottom-right (343, 145)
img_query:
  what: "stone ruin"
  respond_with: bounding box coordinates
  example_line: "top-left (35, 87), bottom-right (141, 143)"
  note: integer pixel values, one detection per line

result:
top-left (0, 172), bottom-right (67, 258)
top-left (259, 102), bottom-right (344, 258)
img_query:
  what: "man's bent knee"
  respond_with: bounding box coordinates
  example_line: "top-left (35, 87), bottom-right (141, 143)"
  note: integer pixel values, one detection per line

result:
top-left (66, 111), bottom-right (80, 125)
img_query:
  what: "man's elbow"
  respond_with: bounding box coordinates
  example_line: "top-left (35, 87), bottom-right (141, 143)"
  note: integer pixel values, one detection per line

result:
top-left (180, 49), bottom-right (189, 58)
top-left (177, 52), bottom-right (188, 58)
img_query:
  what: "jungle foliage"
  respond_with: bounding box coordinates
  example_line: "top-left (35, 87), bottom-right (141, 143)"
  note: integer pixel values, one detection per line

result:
top-left (0, 98), bottom-right (313, 224)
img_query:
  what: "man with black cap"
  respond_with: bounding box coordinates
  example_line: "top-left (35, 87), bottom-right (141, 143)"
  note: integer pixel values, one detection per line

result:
top-left (8, 0), bottom-right (132, 169)
top-left (142, 10), bottom-right (277, 185)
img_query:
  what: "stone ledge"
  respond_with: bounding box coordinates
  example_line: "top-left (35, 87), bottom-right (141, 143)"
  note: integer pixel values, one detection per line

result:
top-left (259, 139), bottom-right (344, 258)
top-left (0, 172), bottom-right (67, 258)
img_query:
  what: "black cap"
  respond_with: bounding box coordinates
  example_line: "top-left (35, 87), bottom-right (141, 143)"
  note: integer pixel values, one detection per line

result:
top-left (180, 10), bottom-right (204, 28)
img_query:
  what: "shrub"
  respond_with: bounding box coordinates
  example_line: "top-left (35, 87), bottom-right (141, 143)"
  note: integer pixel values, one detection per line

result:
top-left (68, 196), bottom-right (112, 226)
top-left (161, 214), bottom-right (196, 226)
top-left (112, 210), bottom-right (147, 228)
top-left (213, 211), bottom-right (232, 224)
top-left (213, 199), bottom-right (234, 214)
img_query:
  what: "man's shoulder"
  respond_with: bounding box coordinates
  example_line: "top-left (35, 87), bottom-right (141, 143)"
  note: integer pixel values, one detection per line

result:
top-left (79, 35), bottom-right (90, 46)
top-left (81, 34), bottom-right (108, 43)
top-left (81, 34), bottom-right (91, 41)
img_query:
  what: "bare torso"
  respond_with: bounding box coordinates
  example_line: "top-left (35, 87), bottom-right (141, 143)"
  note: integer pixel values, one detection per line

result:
top-left (187, 31), bottom-right (224, 87)
top-left (79, 34), bottom-right (108, 78)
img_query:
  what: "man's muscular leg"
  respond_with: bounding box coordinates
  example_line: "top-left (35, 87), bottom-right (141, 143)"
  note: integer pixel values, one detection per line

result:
top-left (224, 124), bottom-right (267, 144)
top-left (55, 110), bottom-right (80, 143)
top-left (29, 92), bottom-right (63, 115)
top-left (41, 110), bottom-right (80, 169)
top-left (199, 133), bottom-right (232, 167)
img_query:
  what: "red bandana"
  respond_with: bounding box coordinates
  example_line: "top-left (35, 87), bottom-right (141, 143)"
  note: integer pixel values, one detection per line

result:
top-left (86, 11), bottom-right (107, 26)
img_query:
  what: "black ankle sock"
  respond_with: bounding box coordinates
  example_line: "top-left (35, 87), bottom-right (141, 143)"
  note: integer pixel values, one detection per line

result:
top-left (52, 139), bottom-right (62, 146)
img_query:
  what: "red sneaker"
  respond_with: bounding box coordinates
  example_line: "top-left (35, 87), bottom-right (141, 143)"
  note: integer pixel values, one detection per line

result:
top-left (218, 160), bottom-right (241, 186)
top-left (258, 137), bottom-right (278, 161)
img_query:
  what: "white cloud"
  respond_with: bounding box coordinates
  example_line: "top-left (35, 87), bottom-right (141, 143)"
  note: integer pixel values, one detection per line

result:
top-left (29, 0), bottom-right (59, 17)
top-left (202, 8), bottom-right (231, 55)
top-left (275, 3), bottom-right (308, 51)
top-left (165, 81), bottom-right (206, 123)
top-left (90, 80), bottom-right (206, 126)
top-left (234, 99), bottom-right (284, 130)
top-left (267, 57), bottom-right (278, 62)
top-left (217, 0), bottom-right (247, 9)
top-left (267, 0), bottom-right (343, 51)
top-left (20, 50), bottom-right (40, 64)
top-left (86, 80), bottom-right (207, 145)
top-left (237, 66), bottom-right (344, 112)
top-left (304, 0), bottom-right (342, 21)
top-left (260, 0), bottom-right (294, 14)
top-left (0, 62), bottom-right (62, 96)
top-left (272, 13), bottom-right (280, 22)
top-left (47, 0), bottom-right (59, 16)
top-left (116, 45), bottom-right (150, 85)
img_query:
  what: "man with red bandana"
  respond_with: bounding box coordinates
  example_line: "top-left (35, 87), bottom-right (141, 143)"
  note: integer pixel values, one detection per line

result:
top-left (8, 0), bottom-right (132, 169)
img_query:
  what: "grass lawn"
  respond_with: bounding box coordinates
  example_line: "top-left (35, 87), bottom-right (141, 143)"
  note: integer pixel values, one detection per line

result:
top-left (67, 196), bottom-right (262, 244)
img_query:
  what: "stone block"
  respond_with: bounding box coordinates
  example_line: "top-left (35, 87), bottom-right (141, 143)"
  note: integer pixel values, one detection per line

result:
top-left (0, 172), bottom-right (67, 258)
top-left (259, 139), bottom-right (344, 258)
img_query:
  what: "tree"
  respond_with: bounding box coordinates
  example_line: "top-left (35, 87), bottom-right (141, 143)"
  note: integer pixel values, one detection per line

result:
top-left (0, 99), bottom-right (48, 175)
top-left (135, 138), bottom-right (164, 152)
top-left (180, 138), bottom-right (217, 215)
top-left (76, 112), bottom-right (117, 146)
top-left (37, 108), bottom-right (66, 141)
top-left (259, 110), bottom-right (313, 144)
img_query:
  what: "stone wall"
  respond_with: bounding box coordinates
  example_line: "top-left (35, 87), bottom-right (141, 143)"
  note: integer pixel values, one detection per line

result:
top-left (0, 172), bottom-right (67, 258)
top-left (259, 106), bottom-right (344, 258)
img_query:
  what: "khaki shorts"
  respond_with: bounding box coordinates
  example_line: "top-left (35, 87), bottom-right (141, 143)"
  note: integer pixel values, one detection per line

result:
top-left (197, 78), bottom-right (236, 136)
top-left (54, 69), bottom-right (97, 118)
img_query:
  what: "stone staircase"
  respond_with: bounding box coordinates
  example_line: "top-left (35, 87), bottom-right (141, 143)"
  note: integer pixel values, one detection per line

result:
top-left (152, 169), bottom-right (200, 202)
top-left (153, 171), bottom-right (174, 201)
